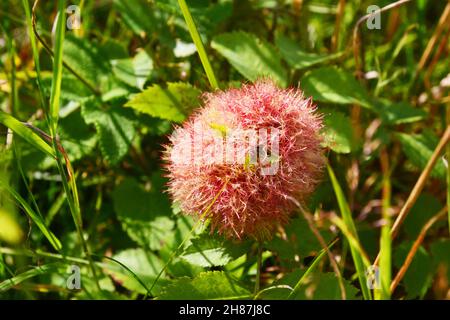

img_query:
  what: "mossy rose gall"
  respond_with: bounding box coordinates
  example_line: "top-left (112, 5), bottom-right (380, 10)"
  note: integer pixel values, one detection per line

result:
top-left (164, 80), bottom-right (325, 240)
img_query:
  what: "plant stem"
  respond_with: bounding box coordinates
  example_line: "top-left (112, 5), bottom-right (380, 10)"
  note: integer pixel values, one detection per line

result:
top-left (390, 207), bottom-right (447, 293)
top-left (416, 2), bottom-right (450, 74)
top-left (288, 239), bottom-right (338, 300)
top-left (254, 243), bottom-right (262, 296)
top-left (447, 104), bottom-right (450, 235)
top-left (327, 164), bottom-right (372, 300)
top-left (390, 126), bottom-right (450, 239)
top-left (352, 0), bottom-right (412, 77)
top-left (293, 200), bottom-right (346, 300)
top-left (331, 0), bottom-right (345, 52)
top-left (374, 125), bottom-right (450, 266)
top-left (31, 0), bottom-right (100, 96)
top-left (378, 148), bottom-right (391, 300)
top-left (37, 0), bottom-right (101, 292)
top-left (48, 0), bottom-right (65, 132)
top-left (177, 0), bottom-right (219, 89)
top-left (52, 142), bottom-right (101, 292)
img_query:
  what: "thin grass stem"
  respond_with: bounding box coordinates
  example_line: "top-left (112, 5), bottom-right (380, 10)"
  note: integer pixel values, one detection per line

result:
top-left (177, 0), bottom-right (219, 89)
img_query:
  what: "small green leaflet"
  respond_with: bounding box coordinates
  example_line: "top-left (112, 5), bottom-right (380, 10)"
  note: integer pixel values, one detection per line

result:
top-left (111, 49), bottom-right (153, 90)
top-left (321, 110), bottom-right (356, 154)
top-left (125, 82), bottom-right (201, 123)
top-left (181, 232), bottom-right (251, 267)
top-left (82, 100), bottom-right (136, 165)
top-left (376, 100), bottom-right (427, 125)
top-left (301, 67), bottom-right (373, 109)
top-left (112, 176), bottom-right (174, 250)
top-left (108, 248), bottom-right (170, 295)
top-left (212, 31), bottom-right (288, 87)
top-left (63, 35), bottom-right (109, 90)
top-left (396, 131), bottom-right (446, 179)
top-left (157, 271), bottom-right (250, 300)
top-left (276, 35), bottom-right (342, 70)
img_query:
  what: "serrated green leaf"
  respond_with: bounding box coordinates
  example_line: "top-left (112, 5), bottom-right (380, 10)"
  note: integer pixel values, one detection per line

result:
top-left (301, 67), bottom-right (372, 109)
top-left (211, 31), bottom-right (288, 87)
top-left (63, 35), bottom-right (109, 90)
top-left (157, 271), bottom-right (250, 300)
top-left (112, 176), bottom-right (174, 250)
top-left (140, 116), bottom-right (172, 136)
top-left (181, 232), bottom-right (250, 267)
top-left (298, 272), bottom-right (360, 300)
top-left (322, 111), bottom-right (355, 154)
top-left (266, 217), bottom-right (332, 260)
top-left (181, 248), bottom-right (228, 268)
top-left (41, 73), bottom-right (93, 102)
top-left (393, 242), bottom-right (433, 299)
top-left (276, 35), bottom-right (342, 70)
top-left (75, 276), bottom-right (126, 300)
top-left (160, 0), bottom-right (232, 38)
top-left (113, 0), bottom-right (157, 36)
top-left (259, 271), bottom-right (359, 300)
top-left (125, 82), bottom-right (201, 123)
top-left (111, 49), bottom-right (153, 90)
top-left (58, 111), bottom-right (97, 162)
top-left (108, 248), bottom-right (170, 295)
top-left (396, 131), bottom-right (446, 179)
top-left (98, 39), bottom-right (129, 60)
top-left (376, 100), bottom-right (427, 125)
top-left (81, 100), bottom-right (136, 164)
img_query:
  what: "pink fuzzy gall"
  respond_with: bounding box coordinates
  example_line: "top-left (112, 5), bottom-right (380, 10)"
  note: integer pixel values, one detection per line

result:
top-left (164, 80), bottom-right (325, 240)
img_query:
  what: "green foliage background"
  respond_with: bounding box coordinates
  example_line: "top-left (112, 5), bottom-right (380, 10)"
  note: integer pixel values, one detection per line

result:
top-left (0, 0), bottom-right (449, 300)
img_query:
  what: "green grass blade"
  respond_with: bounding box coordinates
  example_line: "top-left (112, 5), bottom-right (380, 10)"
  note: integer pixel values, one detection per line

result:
top-left (177, 0), bottom-right (219, 89)
top-left (13, 145), bottom-right (45, 221)
top-left (0, 112), bottom-right (55, 157)
top-left (0, 263), bottom-right (62, 292)
top-left (8, 39), bottom-right (19, 116)
top-left (288, 239), bottom-right (338, 300)
top-left (327, 164), bottom-right (372, 300)
top-left (94, 255), bottom-right (151, 297)
top-left (447, 110), bottom-right (450, 235)
top-left (0, 180), bottom-right (62, 251)
top-left (48, 0), bottom-right (66, 131)
top-left (22, 0), bottom-right (47, 112)
top-left (42, 0), bottom-right (101, 292)
top-left (330, 215), bottom-right (371, 267)
top-left (378, 151), bottom-right (392, 299)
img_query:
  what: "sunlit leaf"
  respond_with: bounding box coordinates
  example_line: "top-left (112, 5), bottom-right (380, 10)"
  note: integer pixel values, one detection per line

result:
top-left (396, 131), bottom-right (446, 179)
top-left (112, 176), bottom-right (174, 250)
top-left (111, 49), bottom-right (153, 90)
top-left (301, 67), bottom-right (372, 109)
top-left (276, 35), bottom-right (342, 70)
top-left (82, 100), bottom-right (136, 164)
top-left (322, 110), bottom-right (356, 154)
top-left (212, 31), bottom-right (288, 87)
top-left (125, 82), bottom-right (201, 123)
top-left (157, 271), bottom-right (250, 300)
top-left (393, 242), bottom-right (433, 299)
top-left (108, 248), bottom-right (170, 295)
